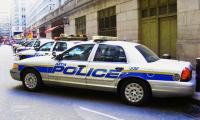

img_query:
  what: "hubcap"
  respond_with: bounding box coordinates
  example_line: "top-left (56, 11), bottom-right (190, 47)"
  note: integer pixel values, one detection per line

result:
top-left (24, 73), bottom-right (37, 89)
top-left (124, 83), bottom-right (144, 103)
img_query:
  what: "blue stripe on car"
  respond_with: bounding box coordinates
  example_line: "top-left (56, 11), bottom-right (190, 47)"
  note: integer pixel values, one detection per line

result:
top-left (18, 65), bottom-right (174, 81)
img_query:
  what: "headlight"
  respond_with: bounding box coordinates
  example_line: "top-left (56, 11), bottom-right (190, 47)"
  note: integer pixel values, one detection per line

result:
top-left (12, 63), bottom-right (19, 69)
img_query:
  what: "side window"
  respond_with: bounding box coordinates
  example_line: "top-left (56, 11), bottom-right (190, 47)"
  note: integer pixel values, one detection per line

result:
top-left (26, 41), bottom-right (35, 47)
top-left (53, 42), bottom-right (67, 52)
top-left (94, 44), bottom-right (127, 62)
top-left (62, 44), bottom-right (94, 61)
top-left (34, 41), bottom-right (41, 47)
top-left (38, 42), bottom-right (54, 51)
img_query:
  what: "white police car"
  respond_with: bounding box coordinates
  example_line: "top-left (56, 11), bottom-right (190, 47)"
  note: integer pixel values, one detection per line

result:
top-left (16, 38), bottom-right (53, 53)
top-left (10, 36), bottom-right (195, 105)
top-left (12, 40), bottom-right (27, 53)
top-left (16, 41), bottom-right (80, 60)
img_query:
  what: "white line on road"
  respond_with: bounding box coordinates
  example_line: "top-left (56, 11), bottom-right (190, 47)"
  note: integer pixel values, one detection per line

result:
top-left (79, 106), bottom-right (124, 120)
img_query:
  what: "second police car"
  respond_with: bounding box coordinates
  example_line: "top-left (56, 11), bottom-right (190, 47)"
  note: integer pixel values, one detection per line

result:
top-left (15, 38), bottom-right (52, 53)
top-left (16, 40), bottom-right (81, 60)
top-left (10, 36), bottom-right (195, 105)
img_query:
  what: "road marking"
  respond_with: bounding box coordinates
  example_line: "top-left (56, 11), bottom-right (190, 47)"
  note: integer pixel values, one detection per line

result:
top-left (79, 106), bottom-right (124, 120)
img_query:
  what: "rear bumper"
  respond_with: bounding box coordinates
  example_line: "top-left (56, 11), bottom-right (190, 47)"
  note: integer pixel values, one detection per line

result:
top-left (10, 69), bottom-right (21, 81)
top-left (148, 79), bottom-right (196, 97)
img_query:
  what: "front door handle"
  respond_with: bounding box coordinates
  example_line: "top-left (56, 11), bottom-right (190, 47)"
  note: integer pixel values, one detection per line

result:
top-left (78, 65), bottom-right (86, 68)
top-left (115, 67), bottom-right (124, 71)
top-left (45, 53), bottom-right (49, 55)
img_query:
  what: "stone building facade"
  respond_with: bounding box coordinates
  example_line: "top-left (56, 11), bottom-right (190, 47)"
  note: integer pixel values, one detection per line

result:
top-left (33, 0), bottom-right (200, 65)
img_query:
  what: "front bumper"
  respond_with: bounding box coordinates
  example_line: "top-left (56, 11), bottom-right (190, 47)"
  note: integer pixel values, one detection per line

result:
top-left (149, 79), bottom-right (196, 97)
top-left (10, 69), bottom-right (21, 81)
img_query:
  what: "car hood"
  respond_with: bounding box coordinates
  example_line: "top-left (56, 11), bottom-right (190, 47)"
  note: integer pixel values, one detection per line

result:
top-left (12, 44), bottom-right (19, 47)
top-left (16, 56), bottom-right (55, 67)
top-left (17, 46), bottom-right (26, 49)
top-left (17, 49), bottom-right (36, 55)
top-left (149, 59), bottom-right (192, 74)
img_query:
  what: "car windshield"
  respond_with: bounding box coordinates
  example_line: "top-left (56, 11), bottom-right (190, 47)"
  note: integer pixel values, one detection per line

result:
top-left (25, 41), bottom-right (35, 47)
top-left (38, 42), bottom-right (54, 51)
top-left (135, 45), bottom-right (160, 63)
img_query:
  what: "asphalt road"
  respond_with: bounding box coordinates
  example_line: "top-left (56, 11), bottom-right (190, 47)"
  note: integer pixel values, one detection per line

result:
top-left (0, 45), bottom-right (200, 120)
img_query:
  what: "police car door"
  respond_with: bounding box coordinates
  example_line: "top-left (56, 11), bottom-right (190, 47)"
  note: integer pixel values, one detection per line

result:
top-left (86, 44), bottom-right (127, 91)
top-left (49, 44), bottom-right (95, 87)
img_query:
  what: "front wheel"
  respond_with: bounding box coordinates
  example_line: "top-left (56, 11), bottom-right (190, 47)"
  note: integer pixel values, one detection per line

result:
top-left (22, 69), bottom-right (43, 91)
top-left (119, 80), bottom-right (151, 105)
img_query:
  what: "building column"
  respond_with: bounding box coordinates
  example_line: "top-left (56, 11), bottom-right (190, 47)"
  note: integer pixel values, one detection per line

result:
top-left (116, 0), bottom-right (139, 42)
top-left (177, 0), bottom-right (200, 65)
top-left (86, 12), bottom-right (98, 40)
top-left (64, 18), bottom-right (75, 36)
top-left (46, 24), bottom-right (52, 39)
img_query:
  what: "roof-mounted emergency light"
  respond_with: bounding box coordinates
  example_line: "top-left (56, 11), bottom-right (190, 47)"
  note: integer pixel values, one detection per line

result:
top-left (92, 36), bottom-right (118, 42)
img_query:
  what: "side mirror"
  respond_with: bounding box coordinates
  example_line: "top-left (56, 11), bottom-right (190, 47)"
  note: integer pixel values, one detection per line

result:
top-left (35, 47), bottom-right (40, 51)
top-left (55, 54), bottom-right (63, 61)
top-left (52, 52), bottom-right (57, 57)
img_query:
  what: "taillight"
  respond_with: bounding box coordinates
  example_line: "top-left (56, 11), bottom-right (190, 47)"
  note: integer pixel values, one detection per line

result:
top-left (181, 67), bottom-right (191, 82)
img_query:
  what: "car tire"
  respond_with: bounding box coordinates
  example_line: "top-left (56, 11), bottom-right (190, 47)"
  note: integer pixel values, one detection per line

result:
top-left (22, 69), bottom-right (43, 91)
top-left (119, 80), bottom-right (151, 106)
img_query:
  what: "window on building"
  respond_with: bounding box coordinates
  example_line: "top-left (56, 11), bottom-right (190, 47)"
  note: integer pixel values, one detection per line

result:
top-left (98, 6), bottom-right (116, 37)
top-left (75, 16), bottom-right (86, 35)
top-left (141, 0), bottom-right (177, 18)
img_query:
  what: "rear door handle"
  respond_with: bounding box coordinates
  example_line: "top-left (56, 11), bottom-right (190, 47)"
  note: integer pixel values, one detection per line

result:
top-left (115, 67), bottom-right (124, 71)
top-left (78, 65), bottom-right (86, 68)
top-left (45, 53), bottom-right (49, 55)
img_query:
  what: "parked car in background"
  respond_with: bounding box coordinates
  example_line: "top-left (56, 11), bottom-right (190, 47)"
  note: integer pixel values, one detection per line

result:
top-left (12, 40), bottom-right (28, 53)
top-left (15, 38), bottom-right (53, 53)
top-left (16, 40), bottom-right (80, 60)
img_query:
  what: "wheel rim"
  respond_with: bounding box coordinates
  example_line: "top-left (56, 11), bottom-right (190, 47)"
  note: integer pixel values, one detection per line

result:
top-left (24, 73), bottom-right (37, 89)
top-left (124, 83), bottom-right (144, 103)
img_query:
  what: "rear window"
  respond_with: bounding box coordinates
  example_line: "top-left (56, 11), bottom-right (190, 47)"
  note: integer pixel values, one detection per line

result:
top-left (135, 45), bottom-right (159, 63)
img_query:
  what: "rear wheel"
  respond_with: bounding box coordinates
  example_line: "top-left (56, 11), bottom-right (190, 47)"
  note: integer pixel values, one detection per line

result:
top-left (119, 80), bottom-right (151, 105)
top-left (22, 69), bottom-right (43, 91)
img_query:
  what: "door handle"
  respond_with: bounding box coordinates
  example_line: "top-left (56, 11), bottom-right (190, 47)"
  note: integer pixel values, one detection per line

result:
top-left (115, 67), bottom-right (124, 71)
top-left (45, 53), bottom-right (49, 55)
top-left (78, 65), bottom-right (86, 68)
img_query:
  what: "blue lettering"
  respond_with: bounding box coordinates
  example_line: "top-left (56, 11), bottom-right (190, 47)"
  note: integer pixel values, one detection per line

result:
top-left (51, 66), bottom-right (65, 73)
top-left (105, 70), bottom-right (121, 78)
top-left (130, 67), bottom-right (139, 70)
top-left (92, 69), bottom-right (107, 77)
top-left (118, 72), bottom-right (128, 78)
top-left (63, 67), bottom-right (77, 75)
top-left (55, 63), bottom-right (67, 66)
top-left (86, 68), bottom-right (94, 76)
top-left (76, 67), bottom-right (87, 76)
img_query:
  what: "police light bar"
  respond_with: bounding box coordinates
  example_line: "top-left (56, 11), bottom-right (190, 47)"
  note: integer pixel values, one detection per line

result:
top-left (58, 34), bottom-right (88, 41)
top-left (93, 36), bottom-right (118, 42)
